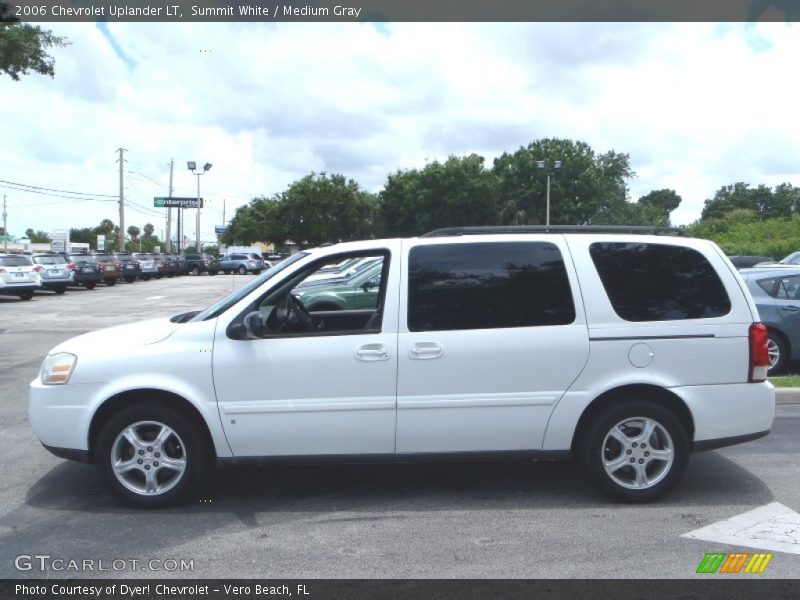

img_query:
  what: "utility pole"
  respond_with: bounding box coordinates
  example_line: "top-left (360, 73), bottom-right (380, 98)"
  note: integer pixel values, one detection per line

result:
top-left (166, 158), bottom-right (174, 253)
top-left (2, 195), bottom-right (7, 253)
top-left (117, 148), bottom-right (127, 252)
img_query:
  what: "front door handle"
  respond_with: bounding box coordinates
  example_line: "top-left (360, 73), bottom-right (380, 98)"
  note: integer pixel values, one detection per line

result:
top-left (780, 305), bottom-right (800, 312)
top-left (356, 343), bottom-right (389, 361)
top-left (409, 341), bottom-right (444, 360)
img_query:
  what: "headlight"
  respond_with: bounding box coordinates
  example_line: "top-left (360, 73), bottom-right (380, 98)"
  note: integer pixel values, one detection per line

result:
top-left (40, 353), bottom-right (77, 385)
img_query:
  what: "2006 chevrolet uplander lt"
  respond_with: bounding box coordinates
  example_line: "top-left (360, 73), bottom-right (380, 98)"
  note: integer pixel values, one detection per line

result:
top-left (29, 226), bottom-right (775, 507)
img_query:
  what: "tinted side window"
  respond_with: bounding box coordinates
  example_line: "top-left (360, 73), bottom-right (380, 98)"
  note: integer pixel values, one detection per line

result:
top-left (408, 242), bottom-right (576, 332)
top-left (759, 275), bottom-right (800, 300)
top-left (589, 242), bottom-right (731, 322)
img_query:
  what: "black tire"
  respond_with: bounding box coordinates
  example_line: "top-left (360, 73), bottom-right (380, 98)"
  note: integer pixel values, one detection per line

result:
top-left (94, 402), bottom-right (210, 508)
top-left (155, 274), bottom-right (163, 279)
top-left (18, 290), bottom-right (34, 301)
top-left (209, 270), bottom-right (218, 276)
top-left (106, 278), bottom-right (117, 287)
top-left (767, 333), bottom-right (787, 375)
top-left (55, 286), bottom-right (67, 295)
top-left (238, 265), bottom-right (247, 275)
top-left (84, 282), bottom-right (97, 290)
top-left (124, 276), bottom-right (136, 283)
top-left (223, 269), bottom-right (230, 275)
top-left (579, 400), bottom-right (689, 503)
top-left (192, 266), bottom-right (200, 276)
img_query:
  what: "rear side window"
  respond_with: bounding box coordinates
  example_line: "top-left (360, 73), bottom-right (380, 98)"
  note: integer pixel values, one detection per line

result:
top-left (0, 256), bottom-right (32, 266)
top-left (589, 242), bottom-right (731, 321)
top-left (408, 242), bottom-right (576, 332)
top-left (758, 275), bottom-right (800, 300)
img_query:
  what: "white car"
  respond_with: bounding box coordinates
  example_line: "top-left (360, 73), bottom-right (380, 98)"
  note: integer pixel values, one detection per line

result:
top-left (29, 227), bottom-right (775, 507)
top-left (0, 254), bottom-right (42, 300)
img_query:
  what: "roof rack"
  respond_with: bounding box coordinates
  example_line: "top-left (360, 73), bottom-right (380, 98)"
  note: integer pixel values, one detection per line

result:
top-left (420, 225), bottom-right (689, 238)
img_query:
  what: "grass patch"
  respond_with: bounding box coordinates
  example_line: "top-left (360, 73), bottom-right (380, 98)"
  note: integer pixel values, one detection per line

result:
top-left (769, 375), bottom-right (800, 388)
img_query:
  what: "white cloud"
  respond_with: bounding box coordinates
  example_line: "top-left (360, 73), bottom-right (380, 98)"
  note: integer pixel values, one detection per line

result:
top-left (1, 21), bottom-right (798, 244)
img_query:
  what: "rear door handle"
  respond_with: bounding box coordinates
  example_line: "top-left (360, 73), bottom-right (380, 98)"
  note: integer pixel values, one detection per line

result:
top-left (779, 305), bottom-right (800, 312)
top-left (356, 343), bottom-right (389, 361)
top-left (409, 341), bottom-right (444, 360)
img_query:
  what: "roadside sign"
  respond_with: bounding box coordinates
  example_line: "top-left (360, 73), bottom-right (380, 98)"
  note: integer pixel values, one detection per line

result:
top-left (0, 234), bottom-right (12, 242)
top-left (97, 234), bottom-right (105, 251)
top-left (154, 197), bottom-right (203, 208)
top-left (215, 226), bottom-right (227, 234)
top-left (51, 240), bottom-right (65, 252)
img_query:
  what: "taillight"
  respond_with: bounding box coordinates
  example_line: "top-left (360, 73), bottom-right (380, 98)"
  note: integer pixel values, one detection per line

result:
top-left (0, 268), bottom-right (5, 273)
top-left (749, 322), bottom-right (770, 383)
top-left (32, 265), bottom-right (43, 272)
top-left (202, 259), bottom-right (209, 265)
top-left (66, 263), bottom-right (76, 270)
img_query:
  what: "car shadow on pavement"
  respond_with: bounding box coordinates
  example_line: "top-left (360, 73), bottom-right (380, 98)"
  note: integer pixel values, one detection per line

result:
top-left (23, 450), bottom-right (773, 516)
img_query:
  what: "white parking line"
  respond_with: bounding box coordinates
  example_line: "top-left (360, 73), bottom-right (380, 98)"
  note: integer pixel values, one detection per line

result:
top-left (145, 296), bottom-right (166, 300)
top-left (682, 502), bottom-right (800, 554)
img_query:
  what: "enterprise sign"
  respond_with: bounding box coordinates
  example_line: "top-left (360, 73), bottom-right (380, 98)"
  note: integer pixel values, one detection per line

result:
top-left (153, 197), bottom-right (204, 208)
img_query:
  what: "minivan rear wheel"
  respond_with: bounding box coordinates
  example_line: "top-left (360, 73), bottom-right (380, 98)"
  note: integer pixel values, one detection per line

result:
top-left (95, 403), bottom-right (209, 507)
top-left (579, 400), bottom-right (689, 502)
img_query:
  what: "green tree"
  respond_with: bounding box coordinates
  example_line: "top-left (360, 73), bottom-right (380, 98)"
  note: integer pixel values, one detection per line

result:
top-left (701, 182), bottom-right (794, 221)
top-left (222, 197), bottom-right (283, 246)
top-left (0, 2), bottom-right (69, 81)
top-left (278, 173), bottom-right (376, 247)
top-left (638, 189), bottom-right (682, 215)
top-left (127, 225), bottom-right (140, 241)
top-left (379, 154), bottom-right (500, 237)
top-left (24, 228), bottom-right (51, 242)
top-left (493, 138), bottom-right (634, 226)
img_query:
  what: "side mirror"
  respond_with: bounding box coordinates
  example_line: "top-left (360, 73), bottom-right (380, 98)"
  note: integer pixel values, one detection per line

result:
top-left (242, 311), bottom-right (266, 339)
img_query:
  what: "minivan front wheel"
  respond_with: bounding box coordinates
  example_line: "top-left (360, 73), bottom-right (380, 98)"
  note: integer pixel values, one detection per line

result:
top-left (580, 400), bottom-right (689, 502)
top-left (95, 404), bottom-right (209, 507)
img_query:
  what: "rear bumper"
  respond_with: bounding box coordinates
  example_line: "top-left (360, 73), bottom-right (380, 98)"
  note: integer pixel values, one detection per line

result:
top-left (0, 283), bottom-right (40, 294)
top-left (673, 381), bottom-right (775, 444)
top-left (692, 429), bottom-right (770, 452)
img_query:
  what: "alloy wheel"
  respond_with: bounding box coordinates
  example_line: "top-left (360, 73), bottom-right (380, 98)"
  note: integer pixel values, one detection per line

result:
top-left (601, 417), bottom-right (674, 490)
top-left (110, 421), bottom-right (187, 496)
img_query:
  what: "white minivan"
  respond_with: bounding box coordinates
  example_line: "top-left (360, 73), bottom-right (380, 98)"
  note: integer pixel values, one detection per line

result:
top-left (29, 227), bottom-right (775, 507)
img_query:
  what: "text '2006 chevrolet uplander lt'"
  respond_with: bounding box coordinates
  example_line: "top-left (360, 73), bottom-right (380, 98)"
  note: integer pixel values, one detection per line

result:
top-left (28, 226), bottom-right (775, 507)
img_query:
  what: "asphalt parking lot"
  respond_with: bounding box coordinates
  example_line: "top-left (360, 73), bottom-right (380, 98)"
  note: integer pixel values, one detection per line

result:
top-left (1, 276), bottom-right (799, 578)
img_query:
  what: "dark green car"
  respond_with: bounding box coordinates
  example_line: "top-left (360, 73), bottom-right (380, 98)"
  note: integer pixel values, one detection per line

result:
top-left (294, 262), bottom-right (382, 311)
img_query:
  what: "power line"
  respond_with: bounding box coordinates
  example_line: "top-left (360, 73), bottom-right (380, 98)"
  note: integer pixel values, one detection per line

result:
top-left (0, 184), bottom-right (117, 202)
top-left (0, 179), bottom-right (118, 198)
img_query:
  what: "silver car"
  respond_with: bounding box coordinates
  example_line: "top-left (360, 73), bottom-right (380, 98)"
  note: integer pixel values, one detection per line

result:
top-left (31, 254), bottom-right (72, 294)
top-left (0, 254), bottom-right (41, 301)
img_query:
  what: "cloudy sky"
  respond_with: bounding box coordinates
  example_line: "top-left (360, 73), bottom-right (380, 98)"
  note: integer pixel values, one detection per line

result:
top-left (1, 21), bottom-right (798, 244)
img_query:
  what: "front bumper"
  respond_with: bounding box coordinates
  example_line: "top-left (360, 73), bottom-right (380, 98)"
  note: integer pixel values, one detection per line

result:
top-left (28, 379), bottom-right (102, 451)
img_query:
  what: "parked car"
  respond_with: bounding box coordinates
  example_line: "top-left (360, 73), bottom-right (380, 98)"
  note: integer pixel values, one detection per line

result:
top-left (294, 261), bottom-right (383, 311)
top-left (113, 252), bottom-right (142, 283)
top-left (29, 226), bottom-right (775, 507)
top-left (183, 253), bottom-right (220, 276)
top-left (0, 254), bottom-right (41, 300)
top-left (92, 253), bottom-right (122, 286)
top-left (166, 254), bottom-right (184, 277)
top-left (30, 254), bottom-right (71, 294)
top-left (740, 266), bottom-right (800, 374)
top-left (219, 253), bottom-right (265, 275)
top-left (754, 252), bottom-right (800, 268)
top-left (300, 256), bottom-right (383, 286)
top-left (728, 255), bottom-right (775, 269)
top-left (151, 253), bottom-right (169, 279)
top-left (132, 253), bottom-right (157, 281)
top-left (62, 253), bottom-right (102, 289)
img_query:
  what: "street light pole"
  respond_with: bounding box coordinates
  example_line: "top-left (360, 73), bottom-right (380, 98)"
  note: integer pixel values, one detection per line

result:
top-left (536, 160), bottom-right (562, 226)
top-left (187, 161), bottom-right (212, 252)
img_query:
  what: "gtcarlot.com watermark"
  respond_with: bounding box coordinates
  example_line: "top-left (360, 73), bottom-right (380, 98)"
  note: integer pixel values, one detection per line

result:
top-left (14, 554), bottom-right (194, 573)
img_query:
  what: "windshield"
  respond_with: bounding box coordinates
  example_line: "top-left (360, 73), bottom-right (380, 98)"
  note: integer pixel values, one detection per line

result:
top-left (192, 252), bottom-right (309, 321)
top-left (780, 253), bottom-right (800, 264)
